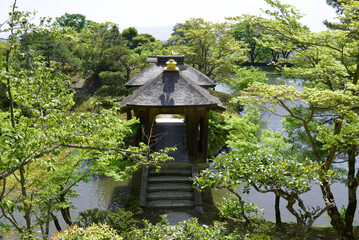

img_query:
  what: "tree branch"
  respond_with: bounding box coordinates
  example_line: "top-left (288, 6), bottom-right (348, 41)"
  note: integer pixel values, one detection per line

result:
top-left (0, 143), bottom-right (61, 181)
top-left (60, 143), bottom-right (146, 155)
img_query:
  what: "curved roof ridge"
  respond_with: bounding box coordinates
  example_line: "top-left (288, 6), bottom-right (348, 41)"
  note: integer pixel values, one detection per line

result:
top-left (121, 72), bottom-right (163, 107)
top-left (181, 64), bottom-right (216, 88)
top-left (180, 72), bottom-right (225, 110)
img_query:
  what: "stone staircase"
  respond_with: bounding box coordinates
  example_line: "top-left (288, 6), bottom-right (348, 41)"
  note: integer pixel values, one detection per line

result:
top-left (139, 164), bottom-right (201, 209)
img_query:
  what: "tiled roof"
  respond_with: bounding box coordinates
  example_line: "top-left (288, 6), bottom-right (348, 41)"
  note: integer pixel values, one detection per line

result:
top-left (125, 64), bottom-right (216, 88)
top-left (121, 71), bottom-right (225, 111)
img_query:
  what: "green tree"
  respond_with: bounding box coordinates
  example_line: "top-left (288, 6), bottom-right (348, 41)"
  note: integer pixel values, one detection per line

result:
top-left (122, 27), bottom-right (138, 46)
top-left (231, 0), bottom-right (359, 239)
top-left (55, 13), bottom-right (87, 32)
top-left (95, 46), bottom-right (147, 97)
top-left (232, 17), bottom-right (271, 64)
top-left (225, 66), bottom-right (267, 93)
top-left (132, 40), bottom-right (167, 57)
top-left (73, 21), bottom-right (123, 79)
top-left (20, 31), bottom-right (74, 68)
top-left (168, 18), bottom-right (245, 82)
top-left (196, 111), bottom-right (335, 238)
top-left (131, 33), bottom-right (155, 49)
top-left (230, 14), bottom-right (297, 64)
top-left (0, 4), bottom-right (173, 239)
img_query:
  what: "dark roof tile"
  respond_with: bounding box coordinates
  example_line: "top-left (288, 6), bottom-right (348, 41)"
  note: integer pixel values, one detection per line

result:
top-left (125, 64), bottom-right (216, 88)
top-left (121, 71), bottom-right (224, 111)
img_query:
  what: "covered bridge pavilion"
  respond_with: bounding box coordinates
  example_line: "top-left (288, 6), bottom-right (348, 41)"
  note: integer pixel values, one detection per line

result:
top-left (121, 55), bottom-right (225, 163)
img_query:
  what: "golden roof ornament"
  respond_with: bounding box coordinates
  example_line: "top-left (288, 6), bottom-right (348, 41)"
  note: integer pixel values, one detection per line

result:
top-left (164, 58), bottom-right (179, 72)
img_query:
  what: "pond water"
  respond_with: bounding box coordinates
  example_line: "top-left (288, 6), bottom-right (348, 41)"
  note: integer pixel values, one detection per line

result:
top-left (215, 75), bottom-right (357, 226)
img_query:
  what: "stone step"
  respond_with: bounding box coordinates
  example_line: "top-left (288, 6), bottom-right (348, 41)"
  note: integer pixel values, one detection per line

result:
top-left (148, 176), bottom-right (191, 183)
top-left (147, 191), bottom-right (193, 201)
top-left (147, 183), bottom-right (193, 192)
top-left (157, 163), bottom-right (192, 168)
top-left (149, 168), bottom-right (191, 176)
top-left (146, 200), bottom-right (195, 208)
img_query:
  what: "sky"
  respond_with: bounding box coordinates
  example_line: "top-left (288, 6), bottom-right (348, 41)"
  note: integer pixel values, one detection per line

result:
top-left (1, 0), bottom-right (338, 40)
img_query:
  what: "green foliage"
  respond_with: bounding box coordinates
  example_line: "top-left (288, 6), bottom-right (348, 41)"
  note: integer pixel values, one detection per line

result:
top-left (133, 40), bottom-right (167, 56)
top-left (75, 208), bottom-right (108, 227)
top-left (75, 208), bottom-right (139, 239)
top-left (73, 21), bottom-right (123, 78)
top-left (101, 46), bottom-right (147, 82)
top-left (230, 1), bottom-right (359, 238)
top-left (0, 5), bottom-right (174, 239)
top-left (122, 27), bottom-right (138, 42)
top-left (169, 18), bottom-right (246, 82)
top-left (195, 106), bottom-right (334, 237)
top-left (97, 71), bottom-right (128, 97)
top-left (231, 17), bottom-right (272, 64)
top-left (20, 31), bottom-right (74, 67)
top-left (99, 71), bottom-right (124, 86)
top-left (219, 197), bottom-right (262, 220)
top-left (52, 223), bottom-right (122, 240)
top-left (207, 111), bottom-right (229, 157)
top-left (0, 41), bottom-right (10, 61)
top-left (131, 33), bottom-right (156, 49)
top-left (55, 13), bottom-right (88, 32)
top-left (136, 216), bottom-right (243, 240)
top-left (225, 66), bottom-right (267, 93)
top-left (223, 110), bottom-right (261, 154)
top-left (208, 110), bottom-right (261, 157)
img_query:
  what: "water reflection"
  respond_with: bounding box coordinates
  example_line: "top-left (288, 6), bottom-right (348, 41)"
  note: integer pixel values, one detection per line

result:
top-left (72, 177), bottom-right (130, 211)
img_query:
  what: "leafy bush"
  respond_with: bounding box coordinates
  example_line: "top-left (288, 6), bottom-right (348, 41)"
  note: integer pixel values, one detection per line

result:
top-left (75, 208), bottom-right (108, 227)
top-left (219, 197), bottom-right (262, 220)
top-left (52, 223), bottom-right (122, 240)
top-left (96, 71), bottom-right (128, 97)
top-left (136, 216), bottom-right (243, 240)
top-left (75, 208), bottom-right (139, 239)
top-left (94, 85), bottom-right (127, 97)
top-left (208, 111), bottom-right (229, 157)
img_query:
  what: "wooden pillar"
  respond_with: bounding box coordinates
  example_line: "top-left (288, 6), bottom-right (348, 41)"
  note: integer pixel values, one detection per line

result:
top-left (134, 109), bottom-right (143, 145)
top-left (193, 110), bottom-right (199, 163)
top-left (202, 110), bottom-right (210, 163)
top-left (126, 110), bottom-right (132, 120)
top-left (187, 109), bottom-right (196, 163)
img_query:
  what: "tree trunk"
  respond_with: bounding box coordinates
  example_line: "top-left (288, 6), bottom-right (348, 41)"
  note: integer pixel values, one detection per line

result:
top-left (275, 193), bottom-right (282, 227)
top-left (286, 222), bottom-right (304, 240)
top-left (320, 181), bottom-right (346, 238)
top-left (51, 213), bottom-right (62, 232)
top-left (5, 50), bottom-right (15, 128)
top-left (44, 199), bottom-right (52, 239)
top-left (19, 166), bottom-right (32, 231)
top-left (343, 146), bottom-right (358, 240)
top-left (59, 193), bottom-right (72, 226)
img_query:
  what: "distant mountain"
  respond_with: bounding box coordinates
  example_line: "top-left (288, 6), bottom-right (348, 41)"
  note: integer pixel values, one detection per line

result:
top-left (137, 26), bottom-right (173, 42)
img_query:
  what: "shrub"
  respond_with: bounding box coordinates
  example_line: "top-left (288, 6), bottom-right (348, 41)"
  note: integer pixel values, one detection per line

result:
top-left (52, 223), bottom-right (122, 240)
top-left (75, 208), bottom-right (139, 239)
top-left (136, 216), bottom-right (243, 240)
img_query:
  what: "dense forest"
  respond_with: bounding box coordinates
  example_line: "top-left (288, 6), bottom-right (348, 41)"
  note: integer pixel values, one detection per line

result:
top-left (1, 0), bottom-right (359, 239)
